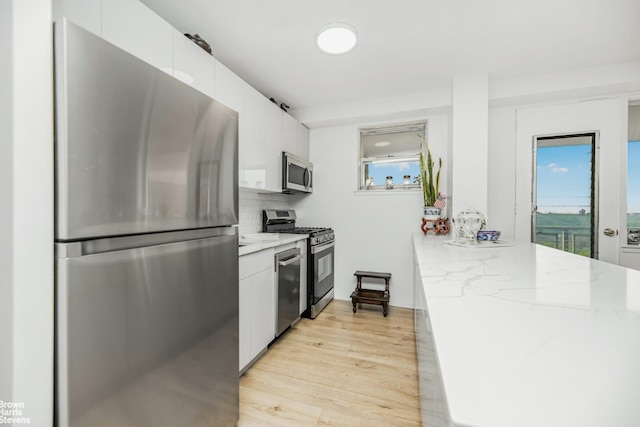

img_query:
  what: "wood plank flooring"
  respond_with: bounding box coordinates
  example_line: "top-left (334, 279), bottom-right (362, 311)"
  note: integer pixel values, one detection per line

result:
top-left (238, 300), bottom-right (422, 426)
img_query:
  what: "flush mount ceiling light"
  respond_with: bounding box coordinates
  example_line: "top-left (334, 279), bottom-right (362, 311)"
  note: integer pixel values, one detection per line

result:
top-left (316, 23), bottom-right (358, 55)
top-left (374, 141), bottom-right (391, 147)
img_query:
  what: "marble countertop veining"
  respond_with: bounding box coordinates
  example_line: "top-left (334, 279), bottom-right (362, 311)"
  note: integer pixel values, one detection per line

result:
top-left (413, 233), bottom-right (640, 427)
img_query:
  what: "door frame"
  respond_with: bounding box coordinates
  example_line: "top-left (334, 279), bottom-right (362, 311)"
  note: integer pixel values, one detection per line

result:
top-left (531, 132), bottom-right (600, 258)
top-left (515, 99), bottom-right (622, 265)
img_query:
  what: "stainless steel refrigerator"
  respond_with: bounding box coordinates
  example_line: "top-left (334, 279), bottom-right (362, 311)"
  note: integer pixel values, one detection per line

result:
top-left (54, 20), bottom-right (239, 427)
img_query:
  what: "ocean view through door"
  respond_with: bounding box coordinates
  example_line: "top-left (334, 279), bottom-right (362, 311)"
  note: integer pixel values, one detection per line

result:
top-left (532, 133), bottom-right (598, 258)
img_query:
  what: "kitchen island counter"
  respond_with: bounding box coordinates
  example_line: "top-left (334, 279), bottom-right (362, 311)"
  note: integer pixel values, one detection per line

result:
top-left (413, 233), bottom-right (640, 427)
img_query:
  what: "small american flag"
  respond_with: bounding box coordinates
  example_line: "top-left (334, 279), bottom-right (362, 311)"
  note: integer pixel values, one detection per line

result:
top-left (434, 192), bottom-right (447, 210)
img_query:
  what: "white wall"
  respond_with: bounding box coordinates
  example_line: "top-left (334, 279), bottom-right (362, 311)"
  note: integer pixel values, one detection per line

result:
top-left (487, 106), bottom-right (517, 237)
top-left (0, 0), bottom-right (54, 424)
top-left (292, 114), bottom-right (450, 308)
top-left (451, 74), bottom-right (489, 216)
top-left (514, 98), bottom-right (624, 264)
top-left (0, 0), bottom-right (14, 405)
top-left (238, 188), bottom-right (293, 236)
top-left (298, 88), bottom-right (640, 304)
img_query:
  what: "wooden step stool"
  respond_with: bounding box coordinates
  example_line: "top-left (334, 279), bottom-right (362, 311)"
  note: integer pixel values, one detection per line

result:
top-left (350, 270), bottom-right (391, 317)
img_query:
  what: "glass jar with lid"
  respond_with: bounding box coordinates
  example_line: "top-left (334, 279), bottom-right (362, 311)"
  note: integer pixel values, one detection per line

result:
top-left (455, 206), bottom-right (486, 244)
top-left (385, 176), bottom-right (394, 189)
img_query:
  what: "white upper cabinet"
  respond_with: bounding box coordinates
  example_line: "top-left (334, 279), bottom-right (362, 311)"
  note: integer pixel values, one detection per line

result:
top-left (241, 84), bottom-right (267, 190)
top-left (102, 0), bottom-right (173, 73)
top-left (53, 0), bottom-right (101, 36)
top-left (282, 112), bottom-right (298, 157)
top-left (265, 100), bottom-right (284, 192)
top-left (281, 112), bottom-right (309, 161)
top-left (58, 0), bottom-right (308, 194)
top-left (214, 60), bottom-right (244, 114)
top-left (172, 29), bottom-right (215, 99)
top-left (297, 122), bottom-right (310, 161)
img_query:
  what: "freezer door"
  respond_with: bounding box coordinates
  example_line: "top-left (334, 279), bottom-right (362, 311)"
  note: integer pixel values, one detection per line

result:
top-left (56, 230), bottom-right (239, 427)
top-left (54, 20), bottom-right (238, 240)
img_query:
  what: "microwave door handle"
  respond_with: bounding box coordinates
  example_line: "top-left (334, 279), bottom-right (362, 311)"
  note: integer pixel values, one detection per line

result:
top-left (304, 168), bottom-right (310, 189)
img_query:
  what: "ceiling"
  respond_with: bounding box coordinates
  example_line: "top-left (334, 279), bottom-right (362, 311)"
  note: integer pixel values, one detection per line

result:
top-left (141, 0), bottom-right (640, 114)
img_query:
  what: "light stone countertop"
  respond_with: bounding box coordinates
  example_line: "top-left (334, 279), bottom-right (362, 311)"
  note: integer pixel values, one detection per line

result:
top-left (413, 233), bottom-right (640, 427)
top-left (238, 233), bottom-right (308, 256)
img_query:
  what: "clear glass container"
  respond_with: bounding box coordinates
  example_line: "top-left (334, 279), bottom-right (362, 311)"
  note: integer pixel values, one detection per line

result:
top-left (385, 176), bottom-right (394, 189)
top-left (455, 206), bottom-right (486, 244)
top-left (365, 176), bottom-right (374, 190)
top-left (403, 174), bottom-right (411, 186)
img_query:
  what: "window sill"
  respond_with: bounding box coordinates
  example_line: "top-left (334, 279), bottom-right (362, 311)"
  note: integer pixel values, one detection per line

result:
top-left (354, 188), bottom-right (422, 196)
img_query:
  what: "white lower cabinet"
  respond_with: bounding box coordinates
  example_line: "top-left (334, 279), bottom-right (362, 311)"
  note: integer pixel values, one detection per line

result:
top-left (238, 276), bottom-right (251, 371)
top-left (249, 268), bottom-right (275, 355)
top-left (620, 248), bottom-right (640, 270)
top-left (239, 249), bottom-right (275, 372)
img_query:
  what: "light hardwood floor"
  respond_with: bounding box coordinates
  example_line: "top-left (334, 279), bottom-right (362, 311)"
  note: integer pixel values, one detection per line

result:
top-left (238, 300), bottom-right (422, 426)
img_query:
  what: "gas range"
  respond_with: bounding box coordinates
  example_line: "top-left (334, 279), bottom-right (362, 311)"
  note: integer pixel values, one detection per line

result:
top-left (263, 209), bottom-right (335, 319)
top-left (262, 210), bottom-right (334, 246)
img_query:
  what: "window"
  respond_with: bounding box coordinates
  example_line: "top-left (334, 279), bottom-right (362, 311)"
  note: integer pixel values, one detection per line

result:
top-left (359, 121), bottom-right (425, 190)
top-left (627, 104), bottom-right (640, 244)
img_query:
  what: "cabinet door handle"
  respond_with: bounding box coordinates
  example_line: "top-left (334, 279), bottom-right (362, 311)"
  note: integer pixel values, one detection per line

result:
top-left (603, 228), bottom-right (618, 237)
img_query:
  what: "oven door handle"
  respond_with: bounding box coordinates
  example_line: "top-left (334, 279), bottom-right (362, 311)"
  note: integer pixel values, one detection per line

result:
top-left (278, 254), bottom-right (302, 267)
top-left (311, 241), bottom-right (334, 254)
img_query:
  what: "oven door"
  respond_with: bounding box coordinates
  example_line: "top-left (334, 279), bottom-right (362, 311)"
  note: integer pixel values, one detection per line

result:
top-left (310, 241), bottom-right (334, 304)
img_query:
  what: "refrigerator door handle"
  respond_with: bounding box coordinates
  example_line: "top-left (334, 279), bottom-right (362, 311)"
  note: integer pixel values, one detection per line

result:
top-left (56, 227), bottom-right (236, 258)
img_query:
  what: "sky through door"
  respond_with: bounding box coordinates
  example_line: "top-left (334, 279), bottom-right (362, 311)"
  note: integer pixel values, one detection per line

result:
top-left (533, 134), bottom-right (597, 258)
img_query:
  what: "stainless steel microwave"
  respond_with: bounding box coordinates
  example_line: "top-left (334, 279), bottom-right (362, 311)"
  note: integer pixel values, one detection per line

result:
top-left (282, 151), bottom-right (313, 194)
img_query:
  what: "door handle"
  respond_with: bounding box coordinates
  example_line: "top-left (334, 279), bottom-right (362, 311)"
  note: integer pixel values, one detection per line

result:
top-left (603, 228), bottom-right (618, 237)
top-left (303, 168), bottom-right (311, 189)
top-left (311, 241), bottom-right (335, 255)
top-left (278, 255), bottom-right (302, 267)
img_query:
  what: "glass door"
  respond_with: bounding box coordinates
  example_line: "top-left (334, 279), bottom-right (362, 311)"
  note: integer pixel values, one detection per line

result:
top-left (532, 133), bottom-right (598, 258)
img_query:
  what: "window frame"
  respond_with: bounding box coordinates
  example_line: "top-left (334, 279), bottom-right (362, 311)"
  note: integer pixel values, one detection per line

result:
top-left (358, 120), bottom-right (426, 192)
top-left (626, 103), bottom-right (640, 245)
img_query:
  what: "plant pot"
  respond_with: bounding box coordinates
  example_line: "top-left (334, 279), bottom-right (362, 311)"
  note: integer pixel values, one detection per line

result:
top-left (423, 206), bottom-right (441, 221)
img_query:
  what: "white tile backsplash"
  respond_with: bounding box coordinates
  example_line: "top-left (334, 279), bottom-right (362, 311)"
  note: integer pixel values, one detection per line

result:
top-left (238, 188), bottom-right (292, 236)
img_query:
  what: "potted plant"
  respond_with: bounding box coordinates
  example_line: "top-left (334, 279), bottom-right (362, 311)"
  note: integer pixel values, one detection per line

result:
top-left (419, 145), bottom-right (442, 219)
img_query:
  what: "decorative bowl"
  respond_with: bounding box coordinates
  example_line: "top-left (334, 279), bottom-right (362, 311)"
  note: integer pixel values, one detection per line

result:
top-left (476, 230), bottom-right (501, 241)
